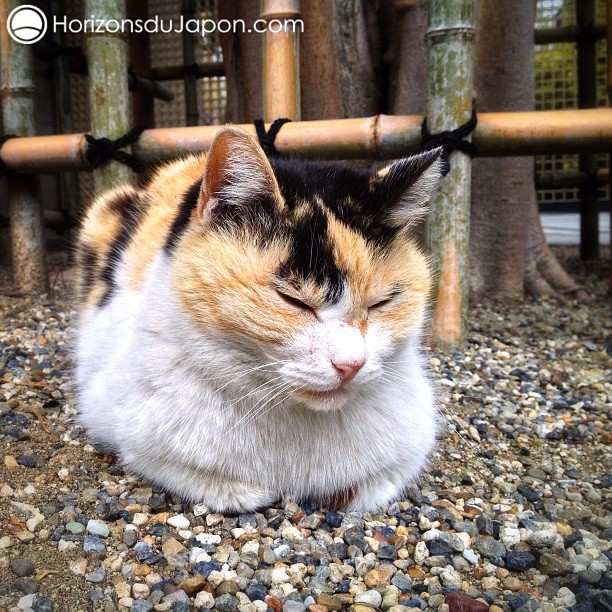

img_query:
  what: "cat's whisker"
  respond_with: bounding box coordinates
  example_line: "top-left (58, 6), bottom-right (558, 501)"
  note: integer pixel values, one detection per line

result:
top-left (219, 375), bottom-right (289, 414)
top-left (209, 364), bottom-right (278, 392)
top-left (235, 382), bottom-right (307, 436)
top-left (209, 361), bottom-right (284, 388)
top-left (220, 381), bottom-right (295, 439)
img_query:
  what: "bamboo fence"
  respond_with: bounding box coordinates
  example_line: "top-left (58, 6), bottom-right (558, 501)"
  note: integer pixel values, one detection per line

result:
top-left (0, 0), bottom-right (610, 343)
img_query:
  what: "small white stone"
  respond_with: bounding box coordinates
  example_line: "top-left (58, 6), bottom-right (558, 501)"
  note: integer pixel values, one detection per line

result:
top-left (132, 583), bottom-right (150, 599)
top-left (354, 590), bottom-right (383, 608)
top-left (270, 568), bottom-right (290, 585)
top-left (132, 513), bottom-right (149, 526)
top-left (58, 539), bottom-right (76, 552)
top-left (462, 549), bottom-right (480, 564)
top-left (421, 528), bottom-right (441, 541)
top-left (194, 590), bottom-right (215, 608)
top-left (70, 557), bottom-right (88, 576)
top-left (193, 504), bottom-right (209, 516)
top-left (167, 514), bottom-right (190, 530)
top-left (414, 541), bottom-right (430, 564)
top-left (118, 596), bottom-right (134, 608)
top-left (17, 594), bottom-right (36, 610)
top-left (195, 533), bottom-right (221, 546)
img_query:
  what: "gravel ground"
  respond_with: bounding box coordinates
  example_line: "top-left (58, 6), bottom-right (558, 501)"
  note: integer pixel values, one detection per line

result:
top-left (0, 249), bottom-right (610, 612)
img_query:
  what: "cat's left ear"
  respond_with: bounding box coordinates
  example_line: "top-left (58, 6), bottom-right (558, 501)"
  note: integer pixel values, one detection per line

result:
top-left (371, 147), bottom-right (444, 230)
top-left (197, 126), bottom-right (284, 220)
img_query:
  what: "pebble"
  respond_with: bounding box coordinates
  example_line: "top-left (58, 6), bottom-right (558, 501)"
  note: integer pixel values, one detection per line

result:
top-left (33, 596), bottom-right (54, 612)
top-left (316, 594), bottom-right (343, 610)
top-left (86, 519), bottom-right (109, 538)
top-left (65, 521), bottom-right (85, 535)
top-left (0, 259), bottom-right (609, 612)
top-left (10, 558), bottom-right (35, 577)
top-left (83, 535), bottom-right (105, 553)
top-left (85, 567), bottom-right (106, 583)
top-left (505, 551), bottom-right (537, 572)
top-left (215, 593), bottom-right (241, 611)
top-left (167, 514), bottom-right (190, 530)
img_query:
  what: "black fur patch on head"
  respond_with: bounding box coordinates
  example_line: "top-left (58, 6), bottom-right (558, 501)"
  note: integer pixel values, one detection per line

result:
top-left (270, 158), bottom-right (400, 248)
top-left (164, 180), bottom-right (201, 253)
top-left (277, 204), bottom-right (344, 303)
top-left (98, 191), bottom-right (146, 307)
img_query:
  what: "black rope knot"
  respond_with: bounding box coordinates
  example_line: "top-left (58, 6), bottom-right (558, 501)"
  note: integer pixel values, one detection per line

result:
top-left (254, 118), bottom-right (291, 158)
top-left (0, 135), bottom-right (17, 176)
top-left (421, 108), bottom-right (477, 175)
top-left (84, 126), bottom-right (146, 173)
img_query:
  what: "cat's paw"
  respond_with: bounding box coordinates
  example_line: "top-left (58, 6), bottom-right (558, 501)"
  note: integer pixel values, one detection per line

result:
top-left (205, 480), bottom-right (277, 513)
top-left (344, 472), bottom-right (405, 512)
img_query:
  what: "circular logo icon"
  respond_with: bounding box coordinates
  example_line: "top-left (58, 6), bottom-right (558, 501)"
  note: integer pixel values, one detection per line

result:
top-left (7, 5), bottom-right (47, 44)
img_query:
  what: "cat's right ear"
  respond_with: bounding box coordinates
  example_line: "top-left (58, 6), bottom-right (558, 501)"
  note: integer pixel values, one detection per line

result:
top-left (197, 127), bottom-right (284, 221)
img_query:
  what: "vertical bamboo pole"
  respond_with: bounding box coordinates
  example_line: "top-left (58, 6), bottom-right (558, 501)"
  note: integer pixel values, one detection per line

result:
top-left (52, 0), bottom-right (81, 219)
top-left (182, 0), bottom-right (199, 126)
top-left (261, 0), bottom-right (301, 121)
top-left (0, 0), bottom-right (48, 292)
top-left (576, 0), bottom-right (599, 260)
top-left (84, 0), bottom-right (131, 195)
top-left (128, 0), bottom-right (154, 130)
top-left (426, 0), bottom-right (474, 347)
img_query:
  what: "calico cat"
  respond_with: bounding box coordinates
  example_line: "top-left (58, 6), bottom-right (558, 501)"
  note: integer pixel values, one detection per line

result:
top-left (75, 126), bottom-right (443, 512)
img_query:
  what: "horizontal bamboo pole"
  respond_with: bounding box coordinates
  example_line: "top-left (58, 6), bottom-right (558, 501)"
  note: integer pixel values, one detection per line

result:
top-left (129, 71), bottom-right (174, 101)
top-left (142, 62), bottom-right (225, 81)
top-left (536, 168), bottom-right (608, 189)
top-left (535, 24), bottom-right (606, 44)
top-left (2, 109), bottom-right (612, 173)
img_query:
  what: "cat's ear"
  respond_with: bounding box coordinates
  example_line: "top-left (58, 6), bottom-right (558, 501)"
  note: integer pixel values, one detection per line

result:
top-left (197, 127), bottom-right (283, 220)
top-left (371, 147), bottom-right (444, 230)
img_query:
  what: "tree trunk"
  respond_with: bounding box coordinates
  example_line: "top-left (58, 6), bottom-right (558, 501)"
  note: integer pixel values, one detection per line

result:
top-left (470, 0), bottom-right (581, 300)
top-left (219, 0), bottom-right (263, 123)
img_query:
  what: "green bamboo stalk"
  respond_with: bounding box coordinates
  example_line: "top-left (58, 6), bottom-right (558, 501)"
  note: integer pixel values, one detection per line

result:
top-left (84, 0), bottom-right (131, 195)
top-left (0, 0), bottom-right (48, 293)
top-left (426, 0), bottom-right (475, 347)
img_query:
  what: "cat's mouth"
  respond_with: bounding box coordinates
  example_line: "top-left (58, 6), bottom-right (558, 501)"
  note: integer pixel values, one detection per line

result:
top-left (293, 386), bottom-right (349, 409)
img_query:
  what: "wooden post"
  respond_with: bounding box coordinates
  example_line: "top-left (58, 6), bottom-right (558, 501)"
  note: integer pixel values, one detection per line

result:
top-left (84, 0), bottom-right (132, 195)
top-left (0, 0), bottom-right (48, 293)
top-left (52, 0), bottom-right (80, 219)
top-left (182, 0), bottom-right (199, 126)
top-left (576, 0), bottom-right (599, 260)
top-left (426, 0), bottom-right (475, 347)
top-left (261, 0), bottom-right (301, 121)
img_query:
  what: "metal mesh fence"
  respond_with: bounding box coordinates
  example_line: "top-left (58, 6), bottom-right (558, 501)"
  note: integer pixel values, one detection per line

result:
top-left (149, 0), bottom-right (226, 127)
top-left (535, 0), bottom-right (608, 205)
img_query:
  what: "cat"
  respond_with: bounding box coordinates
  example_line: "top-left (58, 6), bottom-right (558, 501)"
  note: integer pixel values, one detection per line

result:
top-left (74, 126), bottom-right (443, 513)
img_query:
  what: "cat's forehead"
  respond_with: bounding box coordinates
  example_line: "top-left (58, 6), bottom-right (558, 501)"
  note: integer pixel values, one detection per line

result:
top-left (265, 160), bottom-right (404, 304)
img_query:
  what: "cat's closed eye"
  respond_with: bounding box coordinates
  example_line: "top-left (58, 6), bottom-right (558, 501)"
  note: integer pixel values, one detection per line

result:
top-left (368, 289), bottom-right (402, 311)
top-left (369, 297), bottom-right (393, 310)
top-left (275, 289), bottom-right (315, 313)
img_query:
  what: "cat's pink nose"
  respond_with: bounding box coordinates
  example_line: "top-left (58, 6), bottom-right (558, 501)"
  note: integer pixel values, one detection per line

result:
top-left (333, 358), bottom-right (365, 382)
